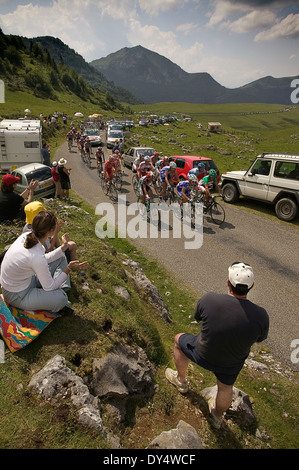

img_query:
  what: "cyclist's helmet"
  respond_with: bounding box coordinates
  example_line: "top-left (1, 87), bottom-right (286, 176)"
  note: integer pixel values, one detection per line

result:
top-left (154, 151), bottom-right (159, 157)
top-left (191, 168), bottom-right (199, 175)
top-left (188, 174), bottom-right (197, 182)
top-left (198, 162), bottom-right (206, 169)
top-left (109, 155), bottom-right (114, 162)
top-left (169, 161), bottom-right (177, 168)
top-left (163, 156), bottom-right (169, 161)
top-left (144, 155), bottom-right (151, 162)
top-left (209, 169), bottom-right (216, 176)
top-left (147, 171), bottom-right (154, 178)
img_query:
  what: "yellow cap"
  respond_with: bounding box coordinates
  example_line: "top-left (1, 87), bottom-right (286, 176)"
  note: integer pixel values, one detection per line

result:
top-left (25, 201), bottom-right (45, 224)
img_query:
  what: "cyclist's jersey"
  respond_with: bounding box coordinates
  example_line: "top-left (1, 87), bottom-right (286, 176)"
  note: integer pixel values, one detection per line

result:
top-left (188, 168), bottom-right (206, 180)
top-left (151, 156), bottom-right (159, 166)
top-left (199, 174), bottom-right (217, 186)
top-left (138, 175), bottom-right (152, 194)
top-left (104, 161), bottom-right (114, 174)
top-left (176, 180), bottom-right (198, 197)
top-left (138, 161), bottom-right (152, 176)
top-left (160, 166), bottom-right (171, 181)
top-left (133, 157), bottom-right (143, 171)
top-left (114, 157), bottom-right (121, 172)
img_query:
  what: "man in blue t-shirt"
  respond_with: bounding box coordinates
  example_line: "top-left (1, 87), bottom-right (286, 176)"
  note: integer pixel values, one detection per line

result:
top-left (165, 262), bottom-right (269, 429)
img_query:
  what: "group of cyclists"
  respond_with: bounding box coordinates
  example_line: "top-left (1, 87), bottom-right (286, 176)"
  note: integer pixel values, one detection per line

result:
top-left (133, 152), bottom-right (222, 208)
top-left (66, 126), bottom-right (222, 208)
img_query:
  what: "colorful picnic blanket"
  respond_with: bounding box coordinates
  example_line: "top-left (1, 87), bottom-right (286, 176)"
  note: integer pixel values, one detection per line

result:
top-left (0, 295), bottom-right (60, 353)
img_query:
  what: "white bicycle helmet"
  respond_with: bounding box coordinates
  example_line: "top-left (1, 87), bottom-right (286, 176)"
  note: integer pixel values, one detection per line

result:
top-left (169, 161), bottom-right (177, 168)
top-left (188, 174), bottom-right (197, 182)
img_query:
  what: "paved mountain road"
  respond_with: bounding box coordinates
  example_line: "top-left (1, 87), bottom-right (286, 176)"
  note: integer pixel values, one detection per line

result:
top-left (55, 140), bottom-right (299, 371)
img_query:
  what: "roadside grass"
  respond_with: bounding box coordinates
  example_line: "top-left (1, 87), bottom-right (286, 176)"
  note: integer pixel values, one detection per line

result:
top-left (0, 195), bottom-right (298, 450)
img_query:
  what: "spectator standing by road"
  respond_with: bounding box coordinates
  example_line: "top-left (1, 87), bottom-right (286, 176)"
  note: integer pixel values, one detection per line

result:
top-left (41, 142), bottom-right (51, 167)
top-left (51, 161), bottom-right (62, 199)
top-left (57, 158), bottom-right (71, 201)
top-left (165, 262), bottom-right (269, 429)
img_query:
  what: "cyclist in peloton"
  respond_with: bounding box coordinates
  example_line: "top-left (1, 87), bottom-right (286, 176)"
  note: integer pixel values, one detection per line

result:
top-left (176, 173), bottom-right (199, 206)
top-left (113, 151), bottom-right (122, 176)
top-left (138, 171), bottom-right (154, 206)
top-left (160, 161), bottom-right (179, 200)
top-left (133, 153), bottom-right (144, 174)
top-left (187, 162), bottom-right (206, 181)
top-left (198, 169), bottom-right (222, 203)
top-left (104, 156), bottom-right (116, 190)
top-left (150, 151), bottom-right (160, 171)
top-left (138, 155), bottom-right (152, 177)
top-left (96, 146), bottom-right (105, 170)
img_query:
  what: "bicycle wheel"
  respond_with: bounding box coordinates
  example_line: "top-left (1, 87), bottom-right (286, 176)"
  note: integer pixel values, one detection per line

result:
top-left (109, 183), bottom-right (118, 201)
top-left (209, 201), bottom-right (225, 225)
top-left (114, 174), bottom-right (122, 192)
top-left (132, 176), bottom-right (140, 197)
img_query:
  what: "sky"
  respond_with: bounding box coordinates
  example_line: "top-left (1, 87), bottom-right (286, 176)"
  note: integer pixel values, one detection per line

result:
top-left (0, 0), bottom-right (298, 88)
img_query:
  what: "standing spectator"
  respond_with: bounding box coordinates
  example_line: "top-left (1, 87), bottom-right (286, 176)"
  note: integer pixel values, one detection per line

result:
top-left (57, 158), bottom-right (71, 201)
top-left (41, 142), bottom-right (51, 167)
top-left (165, 262), bottom-right (269, 429)
top-left (51, 161), bottom-right (62, 199)
top-left (0, 174), bottom-right (39, 223)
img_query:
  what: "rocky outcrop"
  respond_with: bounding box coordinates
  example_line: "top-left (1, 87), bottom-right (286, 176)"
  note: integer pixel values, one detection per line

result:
top-left (122, 257), bottom-right (172, 323)
top-left (148, 420), bottom-right (204, 449)
top-left (28, 354), bottom-right (103, 432)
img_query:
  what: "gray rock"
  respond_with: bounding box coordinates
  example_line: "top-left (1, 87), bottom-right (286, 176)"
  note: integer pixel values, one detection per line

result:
top-left (92, 345), bottom-right (156, 400)
top-left (200, 385), bottom-right (256, 426)
top-left (123, 257), bottom-right (171, 323)
top-left (28, 354), bottom-right (103, 433)
top-left (245, 358), bottom-right (269, 371)
top-left (148, 420), bottom-right (204, 449)
top-left (113, 285), bottom-right (130, 300)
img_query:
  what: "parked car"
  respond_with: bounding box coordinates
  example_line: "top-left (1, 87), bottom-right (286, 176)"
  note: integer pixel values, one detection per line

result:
top-left (221, 152), bottom-right (299, 221)
top-left (168, 155), bottom-right (220, 181)
top-left (125, 120), bottom-right (134, 128)
top-left (84, 129), bottom-right (102, 146)
top-left (107, 124), bottom-right (124, 133)
top-left (12, 163), bottom-right (55, 198)
top-left (139, 119), bottom-right (148, 126)
top-left (122, 147), bottom-right (155, 170)
top-left (106, 130), bottom-right (124, 149)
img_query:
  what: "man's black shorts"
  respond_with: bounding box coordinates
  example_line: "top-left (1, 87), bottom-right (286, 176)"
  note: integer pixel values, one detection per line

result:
top-left (178, 333), bottom-right (244, 386)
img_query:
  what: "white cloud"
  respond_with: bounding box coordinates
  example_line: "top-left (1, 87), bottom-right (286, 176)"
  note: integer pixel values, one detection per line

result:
top-left (138, 0), bottom-right (188, 16)
top-left (255, 13), bottom-right (299, 41)
top-left (126, 18), bottom-right (204, 71)
top-left (207, 0), bottom-right (250, 27)
top-left (176, 22), bottom-right (200, 35)
top-left (223, 9), bottom-right (277, 33)
top-left (0, 1), bottom-right (106, 59)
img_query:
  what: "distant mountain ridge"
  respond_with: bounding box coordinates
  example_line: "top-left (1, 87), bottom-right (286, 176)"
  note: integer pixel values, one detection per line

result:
top-left (22, 36), bottom-right (142, 104)
top-left (90, 45), bottom-right (298, 105)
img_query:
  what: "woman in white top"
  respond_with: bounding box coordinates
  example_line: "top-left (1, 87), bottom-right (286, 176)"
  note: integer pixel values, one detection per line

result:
top-left (0, 210), bottom-right (88, 313)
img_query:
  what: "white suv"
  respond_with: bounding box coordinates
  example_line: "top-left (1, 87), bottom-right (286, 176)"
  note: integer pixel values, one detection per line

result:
top-left (221, 153), bottom-right (299, 221)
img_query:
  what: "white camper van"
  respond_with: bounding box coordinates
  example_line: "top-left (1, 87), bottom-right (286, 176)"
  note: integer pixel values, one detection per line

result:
top-left (0, 119), bottom-right (43, 173)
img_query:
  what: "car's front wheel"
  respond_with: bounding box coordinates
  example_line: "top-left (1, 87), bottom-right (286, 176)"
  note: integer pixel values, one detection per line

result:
top-left (275, 198), bottom-right (298, 222)
top-left (222, 183), bottom-right (239, 203)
